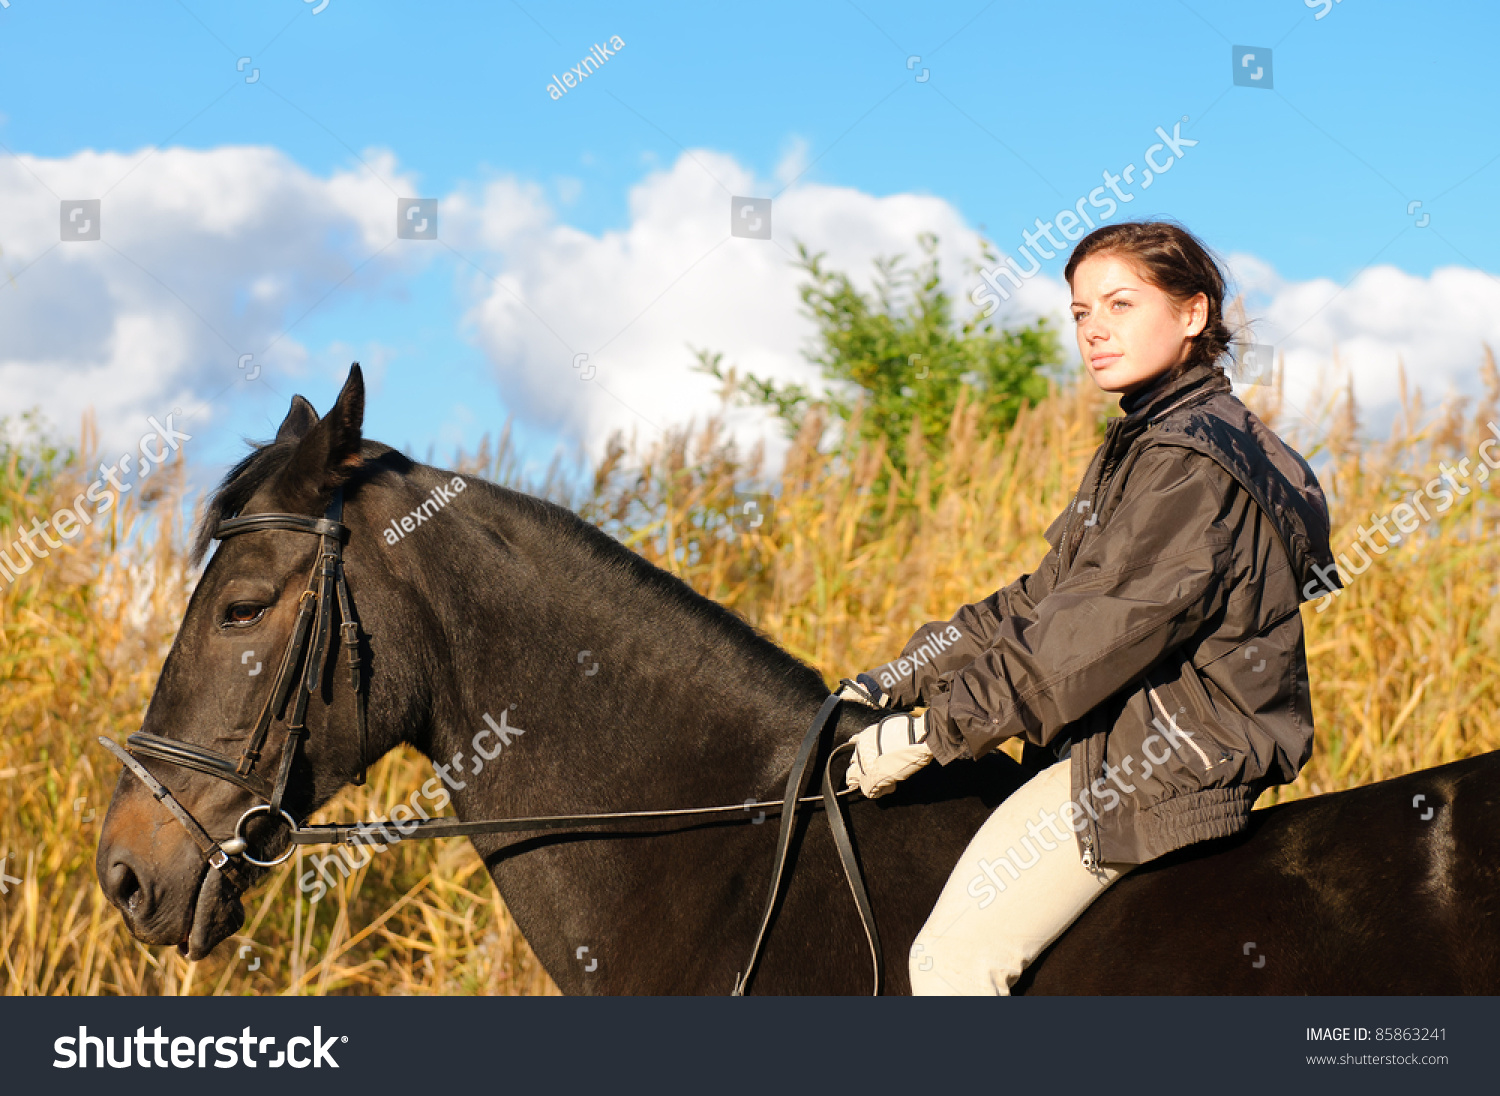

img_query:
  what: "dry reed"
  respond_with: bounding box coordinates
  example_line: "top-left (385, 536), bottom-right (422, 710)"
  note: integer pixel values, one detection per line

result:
top-left (3, 353), bottom-right (1496, 994)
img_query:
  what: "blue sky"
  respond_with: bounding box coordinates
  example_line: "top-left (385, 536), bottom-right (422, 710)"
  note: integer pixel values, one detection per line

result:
top-left (2, 0), bottom-right (1498, 488)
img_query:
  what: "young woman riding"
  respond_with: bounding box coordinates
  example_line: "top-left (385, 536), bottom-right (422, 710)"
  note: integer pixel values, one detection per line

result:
top-left (839, 221), bottom-right (1340, 995)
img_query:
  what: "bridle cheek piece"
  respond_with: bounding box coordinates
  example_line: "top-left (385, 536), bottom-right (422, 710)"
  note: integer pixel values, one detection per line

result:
top-left (99, 487), bottom-right (369, 890)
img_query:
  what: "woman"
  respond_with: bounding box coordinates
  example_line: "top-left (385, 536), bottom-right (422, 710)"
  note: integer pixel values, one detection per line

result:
top-left (839, 221), bottom-right (1341, 995)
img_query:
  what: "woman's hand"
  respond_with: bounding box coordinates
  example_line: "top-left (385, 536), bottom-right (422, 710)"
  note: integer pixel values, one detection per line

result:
top-left (836, 673), bottom-right (891, 709)
top-left (845, 711), bottom-right (933, 798)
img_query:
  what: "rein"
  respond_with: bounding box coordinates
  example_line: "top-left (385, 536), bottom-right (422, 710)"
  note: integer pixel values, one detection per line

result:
top-left (99, 489), bottom-right (883, 995)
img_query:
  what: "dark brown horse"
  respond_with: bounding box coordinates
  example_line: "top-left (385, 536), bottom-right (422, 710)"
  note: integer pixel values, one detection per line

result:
top-left (95, 366), bottom-right (1500, 993)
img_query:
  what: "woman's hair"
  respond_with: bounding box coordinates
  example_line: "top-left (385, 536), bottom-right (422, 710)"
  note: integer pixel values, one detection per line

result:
top-left (1063, 221), bottom-right (1235, 379)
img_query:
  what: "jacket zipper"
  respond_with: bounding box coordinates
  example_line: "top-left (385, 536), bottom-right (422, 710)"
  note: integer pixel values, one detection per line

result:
top-left (1067, 416), bottom-right (1137, 872)
top-left (1146, 682), bottom-right (1214, 769)
top-left (1058, 419), bottom-right (1120, 581)
top-left (1080, 734), bottom-right (1101, 872)
top-left (1070, 387), bottom-right (1220, 873)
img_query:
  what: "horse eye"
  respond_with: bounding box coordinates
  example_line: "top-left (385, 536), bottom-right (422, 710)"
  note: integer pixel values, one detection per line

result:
top-left (225, 603), bottom-right (266, 626)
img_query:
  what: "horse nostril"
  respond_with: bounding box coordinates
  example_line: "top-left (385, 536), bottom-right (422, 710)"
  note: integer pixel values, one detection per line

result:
top-left (105, 857), bottom-right (145, 917)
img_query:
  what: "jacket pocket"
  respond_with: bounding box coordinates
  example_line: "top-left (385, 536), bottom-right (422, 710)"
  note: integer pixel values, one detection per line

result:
top-left (1142, 661), bottom-right (1242, 777)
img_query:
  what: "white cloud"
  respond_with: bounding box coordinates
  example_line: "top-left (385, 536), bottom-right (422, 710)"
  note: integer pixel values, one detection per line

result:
top-left (3, 140), bottom-right (1496, 486)
top-left (449, 149), bottom-right (1007, 466)
top-left (454, 151), bottom-right (1500, 465)
top-left (1226, 253), bottom-right (1500, 434)
top-left (0, 145), bottom-right (425, 461)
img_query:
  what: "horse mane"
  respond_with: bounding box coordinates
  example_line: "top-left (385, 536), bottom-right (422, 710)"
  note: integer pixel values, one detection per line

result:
top-left (193, 440), bottom-right (824, 693)
top-left (464, 475), bottom-right (827, 694)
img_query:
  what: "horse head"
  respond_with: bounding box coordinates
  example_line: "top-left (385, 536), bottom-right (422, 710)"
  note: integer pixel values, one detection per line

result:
top-left (96, 367), bottom-right (378, 959)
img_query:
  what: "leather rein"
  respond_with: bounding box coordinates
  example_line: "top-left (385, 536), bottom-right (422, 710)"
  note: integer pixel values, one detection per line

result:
top-left (99, 489), bottom-right (883, 995)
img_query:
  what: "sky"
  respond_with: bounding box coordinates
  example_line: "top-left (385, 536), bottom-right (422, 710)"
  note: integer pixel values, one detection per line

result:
top-left (2, 0), bottom-right (1499, 493)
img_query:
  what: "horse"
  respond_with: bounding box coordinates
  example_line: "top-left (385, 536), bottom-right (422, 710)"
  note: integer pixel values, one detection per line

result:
top-left (95, 365), bottom-right (1500, 994)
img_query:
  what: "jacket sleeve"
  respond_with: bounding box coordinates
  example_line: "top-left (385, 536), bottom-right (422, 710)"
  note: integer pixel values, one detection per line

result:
top-left (922, 447), bottom-right (1241, 765)
top-left (870, 507), bottom-right (1070, 711)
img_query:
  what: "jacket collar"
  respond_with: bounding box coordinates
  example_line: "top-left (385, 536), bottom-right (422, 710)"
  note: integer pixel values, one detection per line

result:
top-left (1118, 362), bottom-right (1231, 428)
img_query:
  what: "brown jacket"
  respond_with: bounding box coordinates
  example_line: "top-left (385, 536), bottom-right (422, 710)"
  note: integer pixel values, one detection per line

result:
top-left (870, 362), bottom-right (1341, 867)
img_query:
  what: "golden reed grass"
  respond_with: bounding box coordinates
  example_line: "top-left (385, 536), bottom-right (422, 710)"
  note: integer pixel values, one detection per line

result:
top-left (3, 354), bottom-right (1497, 995)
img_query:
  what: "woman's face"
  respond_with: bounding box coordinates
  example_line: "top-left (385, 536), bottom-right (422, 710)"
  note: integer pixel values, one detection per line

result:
top-left (1070, 253), bottom-right (1207, 398)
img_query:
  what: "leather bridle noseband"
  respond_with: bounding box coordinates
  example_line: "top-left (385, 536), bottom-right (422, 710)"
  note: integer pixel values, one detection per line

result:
top-left (100, 489), bottom-right (883, 994)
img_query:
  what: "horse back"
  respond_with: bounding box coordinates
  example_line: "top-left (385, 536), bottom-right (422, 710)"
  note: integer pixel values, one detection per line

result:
top-left (1017, 750), bottom-right (1500, 994)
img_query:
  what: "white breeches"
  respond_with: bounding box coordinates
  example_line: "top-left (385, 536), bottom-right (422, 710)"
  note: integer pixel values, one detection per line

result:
top-left (910, 759), bottom-right (1134, 995)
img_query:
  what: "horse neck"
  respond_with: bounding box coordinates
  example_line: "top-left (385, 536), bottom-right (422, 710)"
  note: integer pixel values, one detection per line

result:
top-left (383, 475), bottom-right (837, 819)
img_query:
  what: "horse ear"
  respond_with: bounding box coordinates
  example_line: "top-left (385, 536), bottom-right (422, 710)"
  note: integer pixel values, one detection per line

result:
top-left (275, 395), bottom-right (320, 443)
top-left (275, 364), bottom-right (366, 511)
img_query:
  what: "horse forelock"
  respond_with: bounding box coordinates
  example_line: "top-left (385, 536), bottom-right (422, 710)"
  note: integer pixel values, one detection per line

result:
top-left (190, 442), bottom-right (292, 566)
top-left (190, 439), bottom-right (400, 567)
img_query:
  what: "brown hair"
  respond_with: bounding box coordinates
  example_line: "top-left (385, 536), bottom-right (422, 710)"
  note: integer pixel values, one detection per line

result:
top-left (1063, 221), bottom-right (1234, 380)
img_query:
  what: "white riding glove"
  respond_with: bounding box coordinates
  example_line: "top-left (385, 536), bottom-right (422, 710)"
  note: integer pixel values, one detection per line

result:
top-left (845, 710), bottom-right (933, 798)
top-left (836, 673), bottom-right (891, 709)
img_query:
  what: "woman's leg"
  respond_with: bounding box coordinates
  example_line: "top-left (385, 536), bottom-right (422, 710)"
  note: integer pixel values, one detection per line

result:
top-left (909, 759), bottom-right (1134, 995)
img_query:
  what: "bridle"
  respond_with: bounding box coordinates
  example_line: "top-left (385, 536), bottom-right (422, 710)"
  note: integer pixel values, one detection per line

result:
top-left (101, 488), bottom-right (368, 891)
top-left (99, 489), bottom-right (883, 994)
